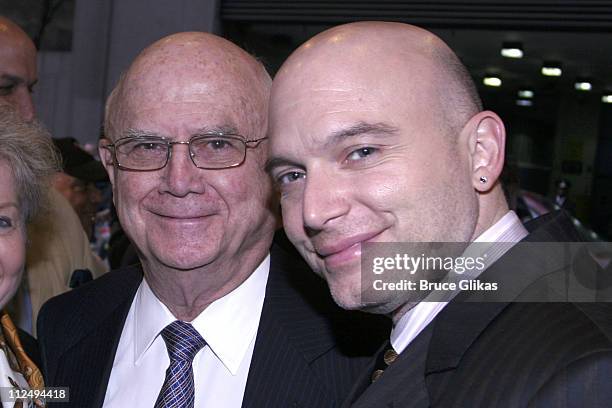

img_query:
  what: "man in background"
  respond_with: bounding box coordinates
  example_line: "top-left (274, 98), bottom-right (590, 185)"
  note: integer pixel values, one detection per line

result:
top-left (52, 137), bottom-right (108, 238)
top-left (0, 16), bottom-right (106, 335)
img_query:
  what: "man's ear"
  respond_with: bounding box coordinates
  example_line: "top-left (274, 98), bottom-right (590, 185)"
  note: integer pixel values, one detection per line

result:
top-left (98, 138), bottom-right (116, 186)
top-left (463, 110), bottom-right (506, 192)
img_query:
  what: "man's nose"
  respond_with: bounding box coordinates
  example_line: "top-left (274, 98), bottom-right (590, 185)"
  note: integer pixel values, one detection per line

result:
top-left (16, 89), bottom-right (35, 122)
top-left (161, 144), bottom-right (204, 197)
top-left (302, 169), bottom-right (350, 233)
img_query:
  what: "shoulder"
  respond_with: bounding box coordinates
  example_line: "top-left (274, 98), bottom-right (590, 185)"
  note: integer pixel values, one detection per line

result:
top-left (447, 302), bottom-right (612, 404)
top-left (267, 239), bottom-right (390, 355)
top-left (37, 264), bottom-right (142, 338)
top-left (523, 210), bottom-right (582, 241)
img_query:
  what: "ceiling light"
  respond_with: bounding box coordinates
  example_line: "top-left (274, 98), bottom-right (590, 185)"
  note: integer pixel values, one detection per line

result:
top-left (603, 93), bottom-right (612, 104)
top-left (518, 90), bottom-right (534, 98)
top-left (483, 76), bottom-right (502, 87)
top-left (516, 99), bottom-right (533, 107)
top-left (574, 81), bottom-right (592, 91)
top-left (501, 42), bottom-right (523, 59)
top-left (541, 62), bottom-right (562, 77)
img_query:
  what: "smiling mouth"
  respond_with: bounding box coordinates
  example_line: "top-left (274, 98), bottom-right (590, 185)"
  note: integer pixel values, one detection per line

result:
top-left (315, 230), bottom-right (386, 269)
top-left (150, 211), bottom-right (216, 221)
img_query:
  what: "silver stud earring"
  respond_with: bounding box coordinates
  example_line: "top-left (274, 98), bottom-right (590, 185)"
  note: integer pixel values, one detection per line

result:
top-left (479, 176), bottom-right (488, 184)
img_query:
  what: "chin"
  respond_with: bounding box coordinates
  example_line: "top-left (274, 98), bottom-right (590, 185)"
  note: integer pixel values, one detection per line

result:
top-left (325, 275), bottom-right (366, 311)
top-left (151, 244), bottom-right (222, 271)
top-left (154, 251), bottom-right (217, 271)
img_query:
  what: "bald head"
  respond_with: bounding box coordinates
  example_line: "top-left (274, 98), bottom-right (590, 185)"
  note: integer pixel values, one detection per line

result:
top-left (268, 22), bottom-right (507, 312)
top-left (105, 32), bottom-right (271, 142)
top-left (0, 16), bottom-right (37, 121)
top-left (273, 21), bottom-right (481, 138)
top-left (99, 32), bottom-right (278, 302)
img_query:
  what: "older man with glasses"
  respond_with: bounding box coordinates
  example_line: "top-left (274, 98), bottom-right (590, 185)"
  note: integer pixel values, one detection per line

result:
top-left (36, 32), bottom-right (386, 408)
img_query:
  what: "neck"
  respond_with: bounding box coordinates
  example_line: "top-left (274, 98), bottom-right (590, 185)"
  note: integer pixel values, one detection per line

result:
top-left (470, 184), bottom-right (509, 241)
top-left (389, 185), bottom-right (510, 326)
top-left (143, 237), bottom-right (272, 321)
top-left (390, 301), bottom-right (418, 326)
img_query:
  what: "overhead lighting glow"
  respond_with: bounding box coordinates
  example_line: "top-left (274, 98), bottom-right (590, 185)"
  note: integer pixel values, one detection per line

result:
top-left (516, 99), bottom-right (533, 107)
top-left (603, 94), bottom-right (612, 104)
top-left (541, 63), bottom-right (562, 77)
top-left (518, 90), bottom-right (534, 98)
top-left (501, 42), bottom-right (523, 59)
top-left (575, 81), bottom-right (592, 91)
top-left (501, 48), bottom-right (523, 58)
top-left (483, 76), bottom-right (502, 87)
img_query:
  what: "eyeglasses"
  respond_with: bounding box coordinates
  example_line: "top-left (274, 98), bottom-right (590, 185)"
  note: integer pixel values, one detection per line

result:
top-left (103, 134), bottom-right (267, 171)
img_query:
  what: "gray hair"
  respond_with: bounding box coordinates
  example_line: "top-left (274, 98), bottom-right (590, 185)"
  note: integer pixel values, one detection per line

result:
top-left (0, 107), bottom-right (60, 223)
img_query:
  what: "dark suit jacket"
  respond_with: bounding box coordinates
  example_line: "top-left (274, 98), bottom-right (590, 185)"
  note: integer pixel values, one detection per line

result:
top-left (38, 243), bottom-right (389, 408)
top-left (345, 211), bottom-right (612, 407)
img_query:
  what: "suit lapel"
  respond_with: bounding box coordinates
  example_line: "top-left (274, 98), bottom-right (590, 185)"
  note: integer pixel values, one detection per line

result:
top-left (242, 245), bottom-right (339, 408)
top-left (348, 211), bottom-right (580, 407)
top-left (350, 325), bottom-right (434, 408)
top-left (50, 266), bottom-right (142, 408)
top-left (424, 211), bottom-right (580, 400)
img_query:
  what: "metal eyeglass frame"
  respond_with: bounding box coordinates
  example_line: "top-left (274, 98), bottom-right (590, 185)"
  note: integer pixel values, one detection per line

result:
top-left (103, 133), bottom-right (268, 171)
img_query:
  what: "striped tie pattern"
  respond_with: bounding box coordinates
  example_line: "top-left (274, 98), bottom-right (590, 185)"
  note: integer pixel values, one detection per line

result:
top-left (154, 320), bottom-right (207, 408)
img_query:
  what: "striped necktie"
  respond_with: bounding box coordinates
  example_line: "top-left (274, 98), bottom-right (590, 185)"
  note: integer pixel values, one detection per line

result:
top-left (154, 320), bottom-right (207, 408)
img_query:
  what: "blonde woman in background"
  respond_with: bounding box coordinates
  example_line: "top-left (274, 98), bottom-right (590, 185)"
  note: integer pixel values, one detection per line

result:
top-left (0, 108), bottom-right (59, 406)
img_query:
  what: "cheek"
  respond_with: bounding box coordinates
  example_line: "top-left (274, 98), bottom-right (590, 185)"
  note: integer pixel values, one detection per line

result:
top-left (0, 229), bottom-right (26, 279)
top-left (221, 166), bottom-right (273, 213)
top-left (350, 170), bottom-right (408, 215)
top-left (114, 173), bottom-right (154, 211)
top-left (280, 193), bottom-right (304, 237)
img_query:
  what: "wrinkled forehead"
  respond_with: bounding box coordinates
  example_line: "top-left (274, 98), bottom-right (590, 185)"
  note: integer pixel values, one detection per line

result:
top-left (112, 50), bottom-right (267, 138)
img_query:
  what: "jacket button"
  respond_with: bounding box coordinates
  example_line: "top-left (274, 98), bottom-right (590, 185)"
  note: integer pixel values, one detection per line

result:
top-left (383, 349), bottom-right (398, 365)
top-left (371, 369), bottom-right (384, 383)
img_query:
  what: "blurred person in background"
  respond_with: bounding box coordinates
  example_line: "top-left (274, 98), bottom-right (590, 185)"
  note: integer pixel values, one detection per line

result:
top-left (0, 16), bottom-right (36, 121)
top-left (0, 15), bottom-right (107, 336)
top-left (52, 137), bottom-right (108, 240)
top-left (0, 107), bottom-right (55, 404)
top-left (553, 178), bottom-right (576, 215)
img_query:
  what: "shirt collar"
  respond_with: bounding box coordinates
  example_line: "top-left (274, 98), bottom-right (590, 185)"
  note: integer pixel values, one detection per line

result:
top-left (390, 210), bottom-right (527, 354)
top-left (133, 254), bottom-right (270, 375)
top-left (474, 210), bottom-right (528, 243)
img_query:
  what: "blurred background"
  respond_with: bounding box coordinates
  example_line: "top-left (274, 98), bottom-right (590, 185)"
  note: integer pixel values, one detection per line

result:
top-left (2, 0), bottom-right (611, 240)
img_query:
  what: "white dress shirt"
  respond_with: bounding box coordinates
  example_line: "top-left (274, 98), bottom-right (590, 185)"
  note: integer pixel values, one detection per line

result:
top-left (103, 255), bottom-right (270, 408)
top-left (391, 211), bottom-right (528, 354)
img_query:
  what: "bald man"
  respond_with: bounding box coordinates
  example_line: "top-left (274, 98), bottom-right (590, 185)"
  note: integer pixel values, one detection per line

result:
top-left (267, 22), bottom-right (612, 407)
top-left (0, 16), bottom-right (106, 335)
top-left (37, 32), bottom-right (386, 408)
top-left (0, 16), bottom-right (36, 121)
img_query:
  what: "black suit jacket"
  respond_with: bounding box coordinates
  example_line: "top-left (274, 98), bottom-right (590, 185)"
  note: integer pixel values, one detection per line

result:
top-left (345, 211), bottom-right (612, 407)
top-left (38, 244), bottom-right (389, 408)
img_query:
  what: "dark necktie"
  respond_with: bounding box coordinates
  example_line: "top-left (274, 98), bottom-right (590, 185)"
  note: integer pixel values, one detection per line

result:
top-left (154, 320), bottom-right (207, 408)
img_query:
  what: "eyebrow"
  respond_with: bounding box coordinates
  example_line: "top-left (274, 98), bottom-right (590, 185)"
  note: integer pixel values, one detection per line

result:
top-left (323, 122), bottom-right (399, 150)
top-left (0, 74), bottom-right (22, 84)
top-left (120, 125), bottom-right (242, 140)
top-left (265, 121), bottom-right (399, 173)
top-left (0, 74), bottom-right (37, 88)
top-left (0, 202), bottom-right (18, 210)
top-left (265, 157), bottom-right (303, 174)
